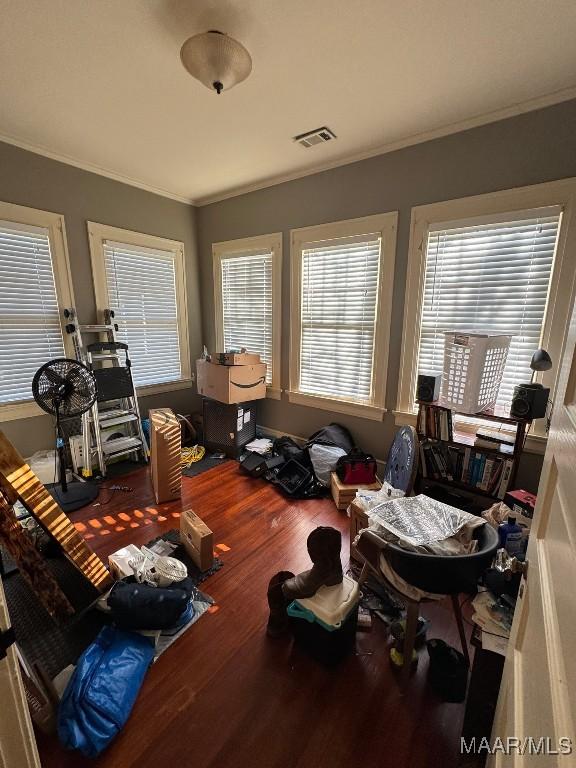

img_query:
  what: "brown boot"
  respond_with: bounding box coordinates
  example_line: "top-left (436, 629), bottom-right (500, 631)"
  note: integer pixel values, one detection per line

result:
top-left (266, 570), bottom-right (295, 637)
top-left (282, 527), bottom-right (343, 601)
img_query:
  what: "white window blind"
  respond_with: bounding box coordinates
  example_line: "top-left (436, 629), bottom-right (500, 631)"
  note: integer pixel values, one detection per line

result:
top-left (104, 240), bottom-right (181, 387)
top-left (300, 235), bottom-right (381, 402)
top-left (221, 252), bottom-right (273, 384)
top-left (0, 220), bottom-right (65, 404)
top-left (418, 208), bottom-right (561, 410)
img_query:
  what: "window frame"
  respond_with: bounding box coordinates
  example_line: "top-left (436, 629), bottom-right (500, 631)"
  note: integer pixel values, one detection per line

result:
top-left (0, 201), bottom-right (75, 422)
top-left (289, 212), bottom-right (398, 421)
top-left (212, 233), bottom-right (282, 399)
top-left (88, 221), bottom-right (191, 395)
top-left (395, 178), bottom-right (576, 452)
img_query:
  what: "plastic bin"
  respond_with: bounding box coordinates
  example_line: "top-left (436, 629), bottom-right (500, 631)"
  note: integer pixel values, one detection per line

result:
top-left (287, 576), bottom-right (360, 664)
top-left (26, 450), bottom-right (60, 485)
top-left (440, 332), bottom-right (511, 414)
top-left (273, 459), bottom-right (311, 495)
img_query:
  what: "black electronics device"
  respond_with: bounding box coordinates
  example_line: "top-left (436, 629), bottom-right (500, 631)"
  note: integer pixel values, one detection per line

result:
top-left (417, 373), bottom-right (442, 402)
top-left (202, 399), bottom-right (257, 458)
top-left (510, 383), bottom-right (549, 419)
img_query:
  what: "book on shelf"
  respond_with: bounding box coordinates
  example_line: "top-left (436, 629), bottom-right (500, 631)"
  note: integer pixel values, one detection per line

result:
top-left (419, 439), bottom-right (513, 498)
top-left (417, 403), bottom-right (453, 441)
top-left (474, 437), bottom-right (513, 454)
top-left (475, 427), bottom-right (515, 446)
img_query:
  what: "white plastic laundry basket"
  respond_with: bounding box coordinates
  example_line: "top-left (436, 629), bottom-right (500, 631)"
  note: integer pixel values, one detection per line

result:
top-left (440, 332), bottom-right (511, 414)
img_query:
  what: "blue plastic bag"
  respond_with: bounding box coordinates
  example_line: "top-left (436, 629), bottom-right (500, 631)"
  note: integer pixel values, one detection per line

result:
top-left (58, 626), bottom-right (155, 757)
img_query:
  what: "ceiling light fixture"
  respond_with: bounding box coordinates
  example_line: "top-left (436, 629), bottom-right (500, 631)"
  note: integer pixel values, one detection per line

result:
top-left (180, 30), bottom-right (252, 95)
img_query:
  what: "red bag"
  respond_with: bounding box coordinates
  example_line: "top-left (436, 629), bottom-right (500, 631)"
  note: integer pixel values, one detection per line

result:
top-left (336, 450), bottom-right (377, 485)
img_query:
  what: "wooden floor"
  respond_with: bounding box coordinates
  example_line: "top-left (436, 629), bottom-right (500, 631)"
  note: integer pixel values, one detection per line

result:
top-left (38, 462), bottom-right (469, 768)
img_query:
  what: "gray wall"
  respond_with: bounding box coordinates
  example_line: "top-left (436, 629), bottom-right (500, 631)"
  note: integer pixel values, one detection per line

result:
top-left (0, 141), bottom-right (202, 457)
top-left (197, 98), bottom-right (576, 493)
top-left (3, 99), bottom-right (575, 488)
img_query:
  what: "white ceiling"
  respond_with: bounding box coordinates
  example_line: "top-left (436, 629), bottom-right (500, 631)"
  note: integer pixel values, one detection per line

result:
top-left (1, 0), bottom-right (576, 205)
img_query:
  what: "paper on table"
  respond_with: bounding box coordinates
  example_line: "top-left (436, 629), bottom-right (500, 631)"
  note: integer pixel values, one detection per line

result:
top-left (482, 631), bottom-right (508, 657)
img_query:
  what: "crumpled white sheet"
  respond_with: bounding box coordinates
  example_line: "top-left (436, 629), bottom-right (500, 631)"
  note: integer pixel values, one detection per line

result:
top-left (377, 551), bottom-right (445, 601)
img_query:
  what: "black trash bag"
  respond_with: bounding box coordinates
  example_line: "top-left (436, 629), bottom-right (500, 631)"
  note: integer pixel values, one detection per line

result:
top-left (272, 436), bottom-right (310, 468)
top-left (307, 423), bottom-right (354, 453)
top-left (108, 576), bottom-right (194, 630)
top-left (426, 638), bottom-right (469, 702)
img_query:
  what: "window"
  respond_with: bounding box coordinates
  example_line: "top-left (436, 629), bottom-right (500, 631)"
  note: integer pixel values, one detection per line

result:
top-left (397, 179), bottom-right (576, 444)
top-left (289, 213), bottom-right (398, 420)
top-left (88, 223), bottom-right (191, 391)
top-left (0, 202), bottom-right (74, 421)
top-left (213, 233), bottom-right (282, 396)
top-left (420, 211), bottom-right (561, 409)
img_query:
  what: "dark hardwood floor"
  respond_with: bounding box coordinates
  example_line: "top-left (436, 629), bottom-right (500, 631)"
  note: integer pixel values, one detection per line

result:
top-left (38, 462), bottom-right (468, 768)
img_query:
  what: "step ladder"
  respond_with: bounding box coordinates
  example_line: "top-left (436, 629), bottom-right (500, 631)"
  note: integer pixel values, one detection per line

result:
top-left (63, 308), bottom-right (149, 478)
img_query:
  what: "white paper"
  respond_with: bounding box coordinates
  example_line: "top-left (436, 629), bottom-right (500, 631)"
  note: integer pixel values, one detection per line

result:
top-left (237, 416), bottom-right (243, 431)
top-left (243, 411), bottom-right (251, 424)
top-left (481, 631), bottom-right (508, 657)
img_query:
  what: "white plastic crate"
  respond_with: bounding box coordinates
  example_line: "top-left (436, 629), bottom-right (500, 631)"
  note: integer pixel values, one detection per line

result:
top-left (440, 332), bottom-right (511, 414)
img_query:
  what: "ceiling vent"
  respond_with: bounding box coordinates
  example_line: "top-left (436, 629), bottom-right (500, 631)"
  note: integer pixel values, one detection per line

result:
top-left (293, 126), bottom-right (337, 148)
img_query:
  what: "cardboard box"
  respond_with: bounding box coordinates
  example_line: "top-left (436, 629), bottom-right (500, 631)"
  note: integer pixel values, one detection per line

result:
top-left (504, 489), bottom-right (536, 520)
top-left (196, 359), bottom-right (267, 403)
top-left (330, 472), bottom-right (381, 511)
top-left (149, 408), bottom-right (182, 503)
top-left (349, 499), bottom-right (370, 563)
top-left (180, 508), bottom-right (214, 572)
top-left (214, 351), bottom-right (261, 366)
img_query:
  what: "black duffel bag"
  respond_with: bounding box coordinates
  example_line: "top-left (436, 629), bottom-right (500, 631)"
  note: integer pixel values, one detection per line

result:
top-left (108, 576), bottom-right (194, 630)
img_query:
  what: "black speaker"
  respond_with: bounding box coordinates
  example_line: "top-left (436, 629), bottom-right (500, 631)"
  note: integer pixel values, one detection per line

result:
top-left (510, 383), bottom-right (550, 419)
top-left (417, 373), bottom-right (442, 402)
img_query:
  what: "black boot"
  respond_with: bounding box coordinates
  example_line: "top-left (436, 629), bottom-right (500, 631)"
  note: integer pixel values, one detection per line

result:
top-left (266, 570), bottom-right (295, 637)
top-left (282, 527), bottom-right (343, 601)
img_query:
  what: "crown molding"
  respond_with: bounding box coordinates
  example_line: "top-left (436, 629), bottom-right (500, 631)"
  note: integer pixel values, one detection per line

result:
top-left (0, 131), bottom-right (195, 205)
top-left (1, 85), bottom-right (575, 208)
top-left (195, 85), bottom-right (576, 206)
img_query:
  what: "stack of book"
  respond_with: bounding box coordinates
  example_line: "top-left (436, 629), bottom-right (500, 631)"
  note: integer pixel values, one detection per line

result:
top-left (419, 440), bottom-right (514, 498)
top-left (416, 403), bottom-right (453, 441)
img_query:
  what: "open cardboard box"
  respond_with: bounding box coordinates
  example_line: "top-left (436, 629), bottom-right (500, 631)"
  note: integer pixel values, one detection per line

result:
top-left (196, 359), bottom-right (266, 403)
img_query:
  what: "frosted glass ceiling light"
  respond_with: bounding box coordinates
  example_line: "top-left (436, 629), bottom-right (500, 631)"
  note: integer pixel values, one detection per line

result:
top-left (180, 30), bottom-right (252, 94)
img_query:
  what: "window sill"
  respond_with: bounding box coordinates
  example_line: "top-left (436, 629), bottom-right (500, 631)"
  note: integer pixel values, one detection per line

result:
top-left (393, 409), bottom-right (547, 455)
top-left (136, 378), bottom-right (195, 398)
top-left (287, 390), bottom-right (386, 421)
top-left (0, 380), bottom-right (197, 422)
top-left (0, 400), bottom-right (46, 423)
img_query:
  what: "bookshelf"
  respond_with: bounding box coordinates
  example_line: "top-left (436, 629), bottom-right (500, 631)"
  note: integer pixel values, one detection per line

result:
top-left (416, 401), bottom-right (530, 503)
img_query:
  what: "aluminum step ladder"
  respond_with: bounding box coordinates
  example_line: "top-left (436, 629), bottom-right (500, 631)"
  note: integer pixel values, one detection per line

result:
top-left (63, 308), bottom-right (149, 477)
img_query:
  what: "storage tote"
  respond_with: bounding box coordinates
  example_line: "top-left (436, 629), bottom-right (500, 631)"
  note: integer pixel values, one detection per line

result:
top-left (440, 332), bottom-right (511, 414)
top-left (287, 576), bottom-right (360, 664)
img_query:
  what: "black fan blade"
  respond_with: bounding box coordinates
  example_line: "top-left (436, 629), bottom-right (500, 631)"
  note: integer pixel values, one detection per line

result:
top-left (32, 358), bottom-right (97, 417)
